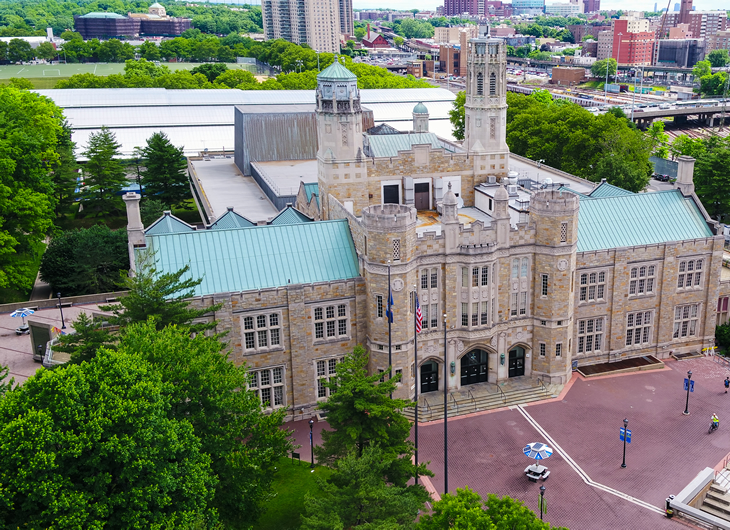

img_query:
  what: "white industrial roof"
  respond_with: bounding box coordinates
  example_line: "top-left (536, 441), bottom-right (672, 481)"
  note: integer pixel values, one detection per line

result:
top-left (35, 87), bottom-right (458, 157)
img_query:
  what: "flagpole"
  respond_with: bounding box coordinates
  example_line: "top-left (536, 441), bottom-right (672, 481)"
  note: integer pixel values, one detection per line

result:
top-left (388, 261), bottom-right (392, 391)
top-left (414, 286), bottom-right (419, 485)
top-left (443, 312), bottom-right (448, 495)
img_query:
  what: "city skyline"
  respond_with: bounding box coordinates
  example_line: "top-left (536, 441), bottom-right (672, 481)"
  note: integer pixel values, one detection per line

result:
top-left (352, 0), bottom-right (727, 11)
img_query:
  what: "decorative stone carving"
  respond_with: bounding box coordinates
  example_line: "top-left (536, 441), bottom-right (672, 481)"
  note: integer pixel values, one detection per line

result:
top-left (516, 331), bottom-right (523, 340)
top-left (491, 335), bottom-right (497, 346)
top-left (457, 341), bottom-right (465, 352)
top-left (557, 259), bottom-right (568, 271)
top-left (431, 292), bottom-right (439, 302)
top-left (391, 278), bottom-right (404, 292)
top-left (473, 291), bottom-right (479, 300)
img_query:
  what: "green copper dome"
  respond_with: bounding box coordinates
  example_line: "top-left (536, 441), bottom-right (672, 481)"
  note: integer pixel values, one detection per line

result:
top-left (317, 60), bottom-right (356, 81)
top-left (413, 102), bottom-right (428, 114)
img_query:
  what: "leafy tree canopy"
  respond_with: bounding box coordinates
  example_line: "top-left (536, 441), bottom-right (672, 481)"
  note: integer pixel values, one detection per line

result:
top-left (39, 224), bottom-right (129, 296)
top-left (0, 347), bottom-right (218, 528)
top-left (707, 49), bottom-right (730, 68)
top-left (0, 85), bottom-right (63, 293)
top-left (695, 136), bottom-right (730, 223)
top-left (302, 446), bottom-right (429, 530)
top-left (417, 487), bottom-right (568, 530)
top-left (693, 59), bottom-right (712, 79)
top-left (591, 58), bottom-right (617, 78)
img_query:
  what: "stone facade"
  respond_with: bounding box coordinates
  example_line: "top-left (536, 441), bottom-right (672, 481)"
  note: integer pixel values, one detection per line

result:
top-left (170, 26), bottom-right (729, 421)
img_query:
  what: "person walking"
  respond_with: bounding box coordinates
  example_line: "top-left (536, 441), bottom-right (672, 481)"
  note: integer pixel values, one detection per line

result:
top-left (725, 377), bottom-right (729, 394)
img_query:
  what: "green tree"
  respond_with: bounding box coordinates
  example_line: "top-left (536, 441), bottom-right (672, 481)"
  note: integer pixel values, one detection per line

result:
top-left (0, 348), bottom-right (218, 528)
top-left (138, 40), bottom-right (161, 60)
top-left (594, 153), bottom-right (650, 192)
top-left (141, 132), bottom-right (190, 209)
top-left (99, 257), bottom-right (222, 333)
top-left (81, 126), bottom-right (128, 215)
top-left (51, 121), bottom-right (79, 215)
top-left (0, 86), bottom-right (61, 293)
top-left (141, 198), bottom-right (166, 227)
top-left (695, 137), bottom-right (730, 222)
top-left (693, 59), bottom-right (712, 79)
top-left (119, 322), bottom-right (293, 527)
top-left (191, 62), bottom-right (229, 82)
top-left (582, 34), bottom-right (595, 41)
top-left (717, 322), bottom-right (730, 353)
top-left (301, 446), bottom-right (429, 530)
top-left (449, 90), bottom-right (466, 141)
top-left (52, 312), bottom-right (118, 364)
top-left (7, 77), bottom-right (33, 89)
top-left (670, 134), bottom-right (707, 160)
top-left (530, 88), bottom-right (553, 105)
top-left (7, 38), bottom-right (32, 62)
top-left (0, 41), bottom-right (7, 61)
top-left (314, 345), bottom-right (428, 487)
top-left (215, 68), bottom-right (259, 88)
top-left (39, 225), bottom-right (128, 296)
top-left (354, 26), bottom-right (366, 40)
top-left (35, 41), bottom-right (56, 61)
top-left (645, 121), bottom-right (669, 158)
top-left (394, 36), bottom-right (404, 47)
top-left (124, 57), bottom-right (171, 79)
top-left (700, 71), bottom-right (728, 97)
top-left (707, 49), bottom-right (730, 68)
top-left (590, 58), bottom-right (617, 78)
top-left (417, 487), bottom-right (567, 530)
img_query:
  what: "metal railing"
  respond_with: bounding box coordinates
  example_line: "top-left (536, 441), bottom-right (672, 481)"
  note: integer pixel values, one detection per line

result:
top-left (448, 393), bottom-right (458, 415)
top-left (497, 385), bottom-right (507, 404)
top-left (537, 378), bottom-right (549, 397)
top-left (418, 397), bottom-right (433, 422)
top-left (467, 389), bottom-right (476, 413)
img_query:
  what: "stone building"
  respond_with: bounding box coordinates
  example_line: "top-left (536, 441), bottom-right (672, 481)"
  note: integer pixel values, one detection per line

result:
top-left (125, 25), bottom-right (729, 422)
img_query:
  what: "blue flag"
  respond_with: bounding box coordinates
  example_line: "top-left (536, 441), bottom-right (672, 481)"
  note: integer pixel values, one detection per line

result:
top-left (386, 289), bottom-right (394, 323)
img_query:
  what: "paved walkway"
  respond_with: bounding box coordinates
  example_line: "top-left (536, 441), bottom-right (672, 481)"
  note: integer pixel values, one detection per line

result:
top-left (287, 358), bottom-right (730, 529)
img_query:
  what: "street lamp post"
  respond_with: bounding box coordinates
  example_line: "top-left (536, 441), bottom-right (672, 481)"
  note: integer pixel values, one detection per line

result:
top-left (443, 313), bottom-right (448, 495)
top-left (539, 485), bottom-right (546, 520)
top-left (57, 292), bottom-right (66, 329)
top-left (309, 419), bottom-right (315, 471)
top-left (683, 370), bottom-right (693, 415)
top-left (621, 418), bottom-right (628, 468)
top-left (414, 285), bottom-right (419, 485)
top-left (615, 33), bottom-right (623, 85)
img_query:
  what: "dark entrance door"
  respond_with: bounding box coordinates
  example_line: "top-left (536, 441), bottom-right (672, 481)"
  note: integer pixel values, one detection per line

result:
top-left (420, 361), bottom-right (439, 393)
top-left (383, 184), bottom-right (399, 204)
top-left (460, 349), bottom-right (488, 386)
top-left (414, 182), bottom-right (430, 210)
top-left (509, 346), bottom-right (526, 378)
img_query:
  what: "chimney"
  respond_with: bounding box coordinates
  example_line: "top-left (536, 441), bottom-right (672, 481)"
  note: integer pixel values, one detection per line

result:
top-left (675, 155), bottom-right (695, 196)
top-left (367, 23), bottom-right (371, 39)
top-left (123, 192), bottom-right (146, 274)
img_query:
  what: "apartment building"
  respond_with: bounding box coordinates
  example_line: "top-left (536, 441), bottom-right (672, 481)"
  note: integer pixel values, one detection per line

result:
top-left (262, 0), bottom-right (343, 53)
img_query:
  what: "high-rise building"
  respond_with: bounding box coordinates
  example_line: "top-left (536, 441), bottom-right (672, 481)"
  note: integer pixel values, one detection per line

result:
top-left (262, 0), bottom-right (342, 54)
top-left (662, 9), bottom-right (727, 40)
top-left (707, 30), bottom-right (730, 54)
top-left (611, 18), bottom-right (655, 66)
top-left (338, 0), bottom-right (354, 36)
top-left (582, 0), bottom-right (600, 13)
top-left (511, 0), bottom-right (546, 15)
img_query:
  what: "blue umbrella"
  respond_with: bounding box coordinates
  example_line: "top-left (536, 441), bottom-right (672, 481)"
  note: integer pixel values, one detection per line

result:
top-left (10, 308), bottom-right (34, 327)
top-left (523, 442), bottom-right (553, 461)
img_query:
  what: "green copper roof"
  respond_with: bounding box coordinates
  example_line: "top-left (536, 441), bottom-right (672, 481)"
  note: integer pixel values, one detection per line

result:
top-left (141, 220), bottom-right (359, 296)
top-left (366, 133), bottom-right (459, 158)
top-left (577, 190), bottom-right (713, 252)
top-left (318, 60), bottom-right (356, 81)
top-left (588, 181), bottom-right (635, 198)
top-left (303, 183), bottom-right (319, 207)
top-left (413, 102), bottom-right (428, 114)
top-left (208, 208), bottom-right (254, 230)
top-left (79, 11), bottom-right (126, 18)
top-left (270, 205), bottom-right (312, 225)
top-left (145, 212), bottom-right (196, 235)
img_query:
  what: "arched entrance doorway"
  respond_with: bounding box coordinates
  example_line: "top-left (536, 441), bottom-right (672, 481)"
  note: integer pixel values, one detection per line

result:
top-left (509, 346), bottom-right (525, 377)
top-left (461, 349), bottom-right (488, 386)
top-left (420, 361), bottom-right (439, 393)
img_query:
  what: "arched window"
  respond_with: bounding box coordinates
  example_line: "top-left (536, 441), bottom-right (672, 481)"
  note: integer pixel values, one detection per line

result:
top-left (489, 72), bottom-right (496, 95)
top-left (476, 73), bottom-right (484, 95)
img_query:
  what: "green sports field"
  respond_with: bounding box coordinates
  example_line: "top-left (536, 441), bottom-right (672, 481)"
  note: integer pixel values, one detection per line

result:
top-left (0, 62), bottom-right (258, 88)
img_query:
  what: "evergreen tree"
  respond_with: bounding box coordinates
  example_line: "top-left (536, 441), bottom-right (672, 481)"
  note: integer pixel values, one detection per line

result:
top-left (99, 255), bottom-right (222, 333)
top-left (81, 126), bottom-right (127, 215)
top-left (52, 312), bottom-right (118, 364)
top-left (141, 132), bottom-right (191, 209)
top-left (51, 121), bottom-right (79, 216)
top-left (314, 345), bottom-right (430, 487)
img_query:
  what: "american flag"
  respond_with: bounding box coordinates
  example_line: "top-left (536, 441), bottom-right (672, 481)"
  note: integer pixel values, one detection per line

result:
top-left (415, 294), bottom-right (422, 333)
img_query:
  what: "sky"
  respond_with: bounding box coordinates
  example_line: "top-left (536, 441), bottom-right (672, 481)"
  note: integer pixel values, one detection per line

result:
top-left (352, 0), bottom-right (727, 12)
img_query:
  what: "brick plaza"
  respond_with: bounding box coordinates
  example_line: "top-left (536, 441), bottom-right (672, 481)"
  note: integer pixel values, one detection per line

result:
top-left (290, 358), bottom-right (730, 529)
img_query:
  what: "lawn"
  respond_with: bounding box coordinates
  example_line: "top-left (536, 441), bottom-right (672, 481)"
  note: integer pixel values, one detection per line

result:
top-left (0, 61), bottom-right (258, 89)
top-left (253, 457), bottom-right (333, 530)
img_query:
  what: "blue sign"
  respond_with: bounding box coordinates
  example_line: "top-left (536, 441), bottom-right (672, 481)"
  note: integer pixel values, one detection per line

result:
top-left (684, 379), bottom-right (695, 392)
top-left (620, 427), bottom-right (632, 443)
top-left (309, 431), bottom-right (313, 442)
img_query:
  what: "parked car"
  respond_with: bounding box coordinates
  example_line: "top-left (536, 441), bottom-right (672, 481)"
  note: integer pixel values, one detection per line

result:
top-left (654, 174), bottom-right (671, 182)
